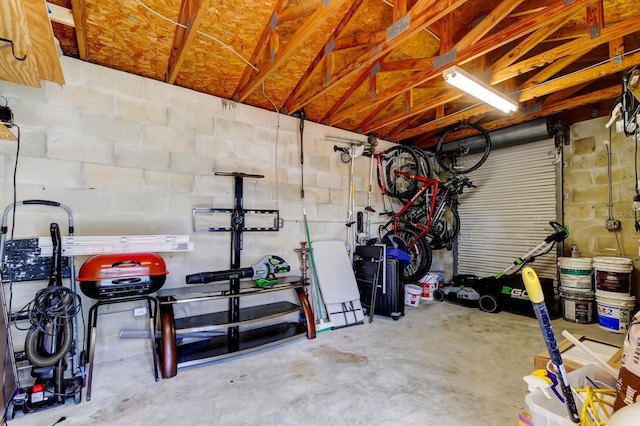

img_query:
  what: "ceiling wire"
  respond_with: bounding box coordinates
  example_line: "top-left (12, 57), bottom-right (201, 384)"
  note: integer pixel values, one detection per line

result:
top-left (133, 0), bottom-right (259, 72)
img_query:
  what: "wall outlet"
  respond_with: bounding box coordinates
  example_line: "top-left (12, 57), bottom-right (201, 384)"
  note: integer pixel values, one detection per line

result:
top-left (134, 307), bottom-right (147, 316)
top-left (606, 219), bottom-right (621, 230)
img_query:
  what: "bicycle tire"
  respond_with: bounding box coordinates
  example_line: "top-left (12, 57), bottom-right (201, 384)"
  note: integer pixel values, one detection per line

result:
top-left (429, 206), bottom-right (460, 250)
top-left (384, 226), bottom-right (432, 282)
top-left (436, 123), bottom-right (491, 174)
top-left (383, 146), bottom-right (421, 199)
top-left (24, 317), bottom-right (74, 367)
top-left (411, 146), bottom-right (433, 179)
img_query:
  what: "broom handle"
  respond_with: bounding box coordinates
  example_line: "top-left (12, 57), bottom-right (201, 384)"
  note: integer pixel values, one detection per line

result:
top-left (303, 209), bottom-right (326, 321)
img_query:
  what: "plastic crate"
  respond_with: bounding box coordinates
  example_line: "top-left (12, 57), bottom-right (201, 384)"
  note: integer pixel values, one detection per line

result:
top-left (524, 364), bottom-right (617, 426)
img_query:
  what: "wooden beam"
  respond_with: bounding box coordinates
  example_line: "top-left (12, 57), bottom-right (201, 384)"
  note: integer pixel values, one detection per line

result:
top-left (69, 0), bottom-right (88, 60)
top-left (282, 0), bottom-right (365, 112)
top-left (393, 0), bottom-right (407, 22)
top-left (491, 17), bottom-right (640, 84)
top-left (165, 0), bottom-right (210, 84)
top-left (328, 0), bottom-right (590, 126)
top-left (0, 125), bottom-right (17, 141)
top-left (363, 90), bottom-right (463, 133)
top-left (453, 0), bottom-right (525, 51)
top-left (284, 0), bottom-right (465, 114)
top-left (24, 0), bottom-right (65, 84)
top-left (518, 50), bottom-right (640, 102)
top-left (46, 3), bottom-right (75, 27)
top-left (277, 0), bottom-right (322, 24)
top-left (521, 50), bottom-right (588, 89)
top-left (544, 82), bottom-right (590, 104)
top-left (233, 0), bottom-right (287, 102)
top-left (490, 18), bottom-right (569, 72)
top-left (407, 85), bottom-right (621, 145)
top-left (356, 97), bottom-right (396, 132)
top-left (333, 31), bottom-right (386, 51)
top-left (393, 104), bottom-right (494, 141)
top-left (319, 60), bottom-right (375, 123)
top-left (235, 0), bottom-right (350, 103)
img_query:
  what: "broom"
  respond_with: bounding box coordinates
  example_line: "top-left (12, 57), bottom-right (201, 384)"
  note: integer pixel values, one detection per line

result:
top-left (302, 208), bottom-right (334, 332)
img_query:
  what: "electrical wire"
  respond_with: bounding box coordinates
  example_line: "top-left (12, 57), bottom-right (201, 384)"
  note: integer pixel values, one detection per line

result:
top-left (133, 0), bottom-right (259, 72)
top-left (261, 82), bottom-right (281, 208)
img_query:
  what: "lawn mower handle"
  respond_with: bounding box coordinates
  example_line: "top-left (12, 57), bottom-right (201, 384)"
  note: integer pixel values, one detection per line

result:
top-left (544, 221), bottom-right (569, 243)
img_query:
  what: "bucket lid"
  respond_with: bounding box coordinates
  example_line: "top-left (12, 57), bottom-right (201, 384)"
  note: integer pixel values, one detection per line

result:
top-left (593, 256), bottom-right (633, 266)
top-left (595, 290), bottom-right (636, 301)
top-left (557, 257), bottom-right (593, 267)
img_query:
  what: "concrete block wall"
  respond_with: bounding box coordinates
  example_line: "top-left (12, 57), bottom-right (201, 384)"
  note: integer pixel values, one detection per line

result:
top-left (0, 57), bottom-right (450, 362)
top-left (564, 116), bottom-right (640, 300)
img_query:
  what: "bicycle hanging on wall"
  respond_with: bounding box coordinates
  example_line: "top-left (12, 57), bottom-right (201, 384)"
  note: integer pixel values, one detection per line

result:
top-left (372, 122), bottom-right (491, 282)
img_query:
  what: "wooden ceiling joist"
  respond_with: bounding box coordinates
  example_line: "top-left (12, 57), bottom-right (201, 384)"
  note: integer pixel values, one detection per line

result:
top-left (284, 0), bottom-right (365, 114)
top-left (69, 0), bottom-right (88, 60)
top-left (327, 0), bottom-right (591, 127)
top-left (395, 104), bottom-right (495, 141)
top-left (363, 90), bottom-right (464, 134)
top-left (165, 0), bottom-right (211, 84)
top-left (490, 18), bottom-right (571, 72)
top-left (452, 0), bottom-right (525, 51)
top-left (490, 17), bottom-right (640, 84)
top-left (284, 0), bottom-right (468, 114)
top-left (47, 3), bottom-right (75, 27)
top-left (518, 50), bottom-right (640, 102)
top-left (234, 0), bottom-right (350, 103)
top-left (232, 0), bottom-right (287, 101)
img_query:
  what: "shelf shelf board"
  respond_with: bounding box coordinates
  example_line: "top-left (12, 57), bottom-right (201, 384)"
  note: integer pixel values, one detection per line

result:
top-left (175, 322), bottom-right (307, 369)
top-left (157, 275), bottom-right (303, 303)
top-left (174, 301), bottom-right (301, 332)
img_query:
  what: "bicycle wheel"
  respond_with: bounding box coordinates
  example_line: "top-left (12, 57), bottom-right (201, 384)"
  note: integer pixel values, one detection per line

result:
top-left (384, 226), bottom-right (432, 282)
top-left (383, 146), bottom-right (421, 199)
top-left (436, 122), bottom-right (491, 174)
top-left (429, 206), bottom-right (460, 250)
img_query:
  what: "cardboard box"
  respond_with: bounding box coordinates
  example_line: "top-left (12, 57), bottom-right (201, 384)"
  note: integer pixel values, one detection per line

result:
top-left (533, 334), bottom-right (622, 373)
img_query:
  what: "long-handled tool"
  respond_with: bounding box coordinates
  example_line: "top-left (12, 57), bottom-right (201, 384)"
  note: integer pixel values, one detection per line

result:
top-left (303, 209), bottom-right (333, 332)
top-left (523, 266), bottom-right (580, 424)
top-left (299, 108), bottom-right (306, 199)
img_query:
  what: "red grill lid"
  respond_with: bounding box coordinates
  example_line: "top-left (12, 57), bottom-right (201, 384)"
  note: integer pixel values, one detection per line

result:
top-left (76, 252), bottom-right (169, 281)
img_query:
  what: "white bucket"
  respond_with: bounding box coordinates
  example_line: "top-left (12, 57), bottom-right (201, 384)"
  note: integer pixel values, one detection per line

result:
top-left (420, 273), bottom-right (438, 301)
top-left (557, 257), bottom-right (593, 290)
top-left (404, 284), bottom-right (422, 307)
top-left (593, 256), bottom-right (633, 297)
top-left (559, 289), bottom-right (595, 324)
top-left (596, 292), bottom-right (636, 333)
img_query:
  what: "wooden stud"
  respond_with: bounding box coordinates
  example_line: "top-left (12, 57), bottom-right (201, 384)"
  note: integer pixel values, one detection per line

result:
top-left (236, 0), bottom-right (350, 103)
top-left (69, 0), bottom-right (88, 60)
top-left (166, 0), bottom-right (211, 85)
top-left (393, 0), bottom-right (407, 22)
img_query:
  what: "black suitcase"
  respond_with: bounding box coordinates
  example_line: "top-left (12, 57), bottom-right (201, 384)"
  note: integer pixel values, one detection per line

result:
top-left (354, 246), bottom-right (404, 320)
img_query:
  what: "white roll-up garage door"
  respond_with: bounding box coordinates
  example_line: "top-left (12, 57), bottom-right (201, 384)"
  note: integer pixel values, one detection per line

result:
top-left (455, 138), bottom-right (559, 280)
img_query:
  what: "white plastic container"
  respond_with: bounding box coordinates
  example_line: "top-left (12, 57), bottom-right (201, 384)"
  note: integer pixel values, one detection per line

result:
top-left (557, 257), bottom-right (593, 290)
top-left (596, 291), bottom-right (636, 333)
top-left (593, 256), bottom-right (633, 297)
top-left (525, 364), bottom-right (616, 426)
top-left (420, 273), bottom-right (438, 301)
top-left (404, 284), bottom-right (422, 307)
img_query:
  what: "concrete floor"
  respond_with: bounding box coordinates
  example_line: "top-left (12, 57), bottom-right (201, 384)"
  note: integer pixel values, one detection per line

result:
top-left (7, 301), bottom-right (624, 426)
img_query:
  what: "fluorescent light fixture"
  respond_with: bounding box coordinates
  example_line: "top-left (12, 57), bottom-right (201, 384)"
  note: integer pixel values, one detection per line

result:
top-left (443, 65), bottom-right (518, 113)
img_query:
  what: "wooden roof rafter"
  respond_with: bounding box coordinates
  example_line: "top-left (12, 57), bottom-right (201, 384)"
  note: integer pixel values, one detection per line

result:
top-left (232, 0), bottom-right (287, 101)
top-left (490, 17), bottom-right (640, 84)
top-left (234, 0), bottom-right (350, 103)
top-left (69, 0), bottom-right (88, 60)
top-left (403, 85), bottom-right (621, 144)
top-left (165, 0), bottom-right (211, 84)
top-left (284, 0), bottom-right (366, 114)
top-left (327, 0), bottom-right (591, 127)
top-left (452, 0), bottom-right (526, 51)
top-left (284, 0), bottom-right (468, 114)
